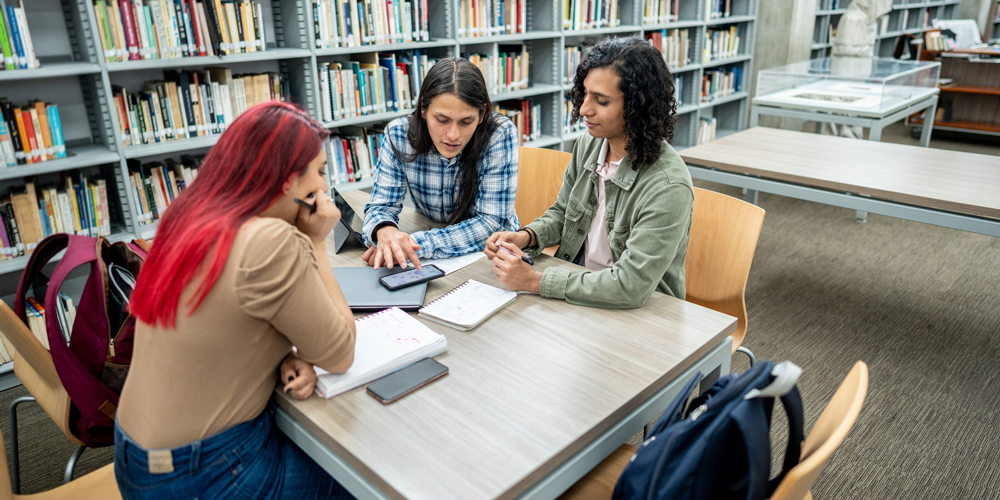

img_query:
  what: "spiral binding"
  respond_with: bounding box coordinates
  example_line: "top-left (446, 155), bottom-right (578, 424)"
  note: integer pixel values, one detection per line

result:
top-left (419, 280), bottom-right (473, 310)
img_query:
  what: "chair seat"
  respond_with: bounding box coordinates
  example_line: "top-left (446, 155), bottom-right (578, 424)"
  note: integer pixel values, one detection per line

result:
top-left (21, 464), bottom-right (121, 500)
top-left (558, 444), bottom-right (636, 500)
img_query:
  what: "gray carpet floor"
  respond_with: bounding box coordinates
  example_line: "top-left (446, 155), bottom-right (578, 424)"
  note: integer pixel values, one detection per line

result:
top-left (3, 122), bottom-right (998, 497)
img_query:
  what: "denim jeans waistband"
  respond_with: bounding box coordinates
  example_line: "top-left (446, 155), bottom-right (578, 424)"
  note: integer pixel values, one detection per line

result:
top-left (115, 402), bottom-right (275, 474)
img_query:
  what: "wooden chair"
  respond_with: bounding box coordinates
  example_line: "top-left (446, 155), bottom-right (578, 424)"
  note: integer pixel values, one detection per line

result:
top-left (685, 187), bottom-right (766, 366)
top-left (0, 301), bottom-right (87, 494)
top-left (515, 146), bottom-right (572, 227)
top-left (559, 361), bottom-right (869, 500)
top-left (0, 427), bottom-right (120, 500)
top-left (770, 361), bottom-right (869, 500)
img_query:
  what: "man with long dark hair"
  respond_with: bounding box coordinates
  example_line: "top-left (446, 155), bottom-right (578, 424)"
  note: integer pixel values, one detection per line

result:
top-left (486, 36), bottom-right (693, 308)
top-left (361, 58), bottom-right (519, 270)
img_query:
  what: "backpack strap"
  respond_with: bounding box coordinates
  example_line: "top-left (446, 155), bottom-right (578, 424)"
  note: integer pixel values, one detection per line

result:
top-left (42, 236), bottom-right (122, 427)
top-left (730, 363), bottom-right (806, 500)
top-left (14, 234), bottom-right (71, 324)
top-left (641, 371), bottom-right (704, 500)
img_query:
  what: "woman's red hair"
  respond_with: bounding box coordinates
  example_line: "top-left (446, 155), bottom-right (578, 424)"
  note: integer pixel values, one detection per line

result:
top-left (130, 101), bottom-right (330, 328)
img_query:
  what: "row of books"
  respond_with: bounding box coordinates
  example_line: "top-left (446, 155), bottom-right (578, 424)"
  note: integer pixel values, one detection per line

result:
top-left (642, 0), bottom-right (678, 25)
top-left (0, 176), bottom-right (113, 261)
top-left (563, 95), bottom-right (586, 135)
top-left (697, 116), bottom-right (716, 144)
top-left (16, 292), bottom-right (77, 356)
top-left (312, 0), bottom-right (430, 49)
top-left (0, 1), bottom-right (38, 70)
top-left (329, 127), bottom-right (382, 185)
top-left (708, 0), bottom-right (731, 20)
top-left (317, 51), bottom-right (435, 122)
top-left (647, 29), bottom-right (691, 69)
top-left (0, 100), bottom-right (66, 167)
top-left (112, 68), bottom-right (286, 147)
top-left (464, 44), bottom-right (530, 96)
top-left (701, 65), bottom-right (741, 102)
top-left (126, 156), bottom-right (200, 225)
top-left (458, 0), bottom-right (527, 37)
top-left (563, 0), bottom-right (621, 30)
top-left (924, 30), bottom-right (955, 51)
top-left (675, 73), bottom-right (684, 105)
top-left (563, 45), bottom-right (592, 84)
top-left (495, 99), bottom-right (541, 145)
top-left (704, 25), bottom-right (740, 62)
top-left (93, 0), bottom-right (267, 62)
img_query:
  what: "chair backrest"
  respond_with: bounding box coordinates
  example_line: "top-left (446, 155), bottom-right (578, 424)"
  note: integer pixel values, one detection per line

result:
top-left (0, 301), bottom-right (80, 446)
top-left (515, 147), bottom-right (572, 225)
top-left (684, 188), bottom-right (765, 352)
top-left (770, 361), bottom-right (869, 500)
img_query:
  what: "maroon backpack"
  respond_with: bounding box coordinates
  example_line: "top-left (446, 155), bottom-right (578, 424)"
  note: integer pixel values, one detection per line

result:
top-left (15, 234), bottom-right (149, 447)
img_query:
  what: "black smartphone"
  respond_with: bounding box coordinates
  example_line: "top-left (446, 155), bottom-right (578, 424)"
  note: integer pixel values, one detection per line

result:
top-left (378, 265), bottom-right (445, 291)
top-left (367, 358), bottom-right (449, 404)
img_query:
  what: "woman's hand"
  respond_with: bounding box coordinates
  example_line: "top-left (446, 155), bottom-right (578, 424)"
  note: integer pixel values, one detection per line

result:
top-left (295, 189), bottom-right (341, 245)
top-left (361, 225), bottom-right (422, 270)
top-left (484, 231), bottom-right (531, 259)
top-left (280, 352), bottom-right (318, 400)
top-left (492, 241), bottom-right (542, 293)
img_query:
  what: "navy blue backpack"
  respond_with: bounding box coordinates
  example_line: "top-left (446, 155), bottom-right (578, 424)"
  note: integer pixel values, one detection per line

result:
top-left (613, 360), bottom-right (804, 500)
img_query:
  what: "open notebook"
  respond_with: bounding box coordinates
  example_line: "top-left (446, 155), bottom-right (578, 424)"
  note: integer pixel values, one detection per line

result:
top-left (314, 307), bottom-right (448, 399)
top-left (418, 280), bottom-right (517, 331)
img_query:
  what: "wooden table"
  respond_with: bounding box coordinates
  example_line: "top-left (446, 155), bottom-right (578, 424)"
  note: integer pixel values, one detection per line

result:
top-left (272, 190), bottom-right (737, 500)
top-left (680, 127), bottom-right (1000, 237)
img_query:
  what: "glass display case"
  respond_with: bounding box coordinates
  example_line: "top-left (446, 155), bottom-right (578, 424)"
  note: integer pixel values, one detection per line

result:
top-left (754, 57), bottom-right (941, 116)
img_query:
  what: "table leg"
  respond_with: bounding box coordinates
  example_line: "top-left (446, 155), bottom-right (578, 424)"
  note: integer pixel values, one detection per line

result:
top-left (856, 211), bottom-right (868, 223)
top-left (814, 121), bottom-right (823, 134)
top-left (868, 123), bottom-right (883, 142)
top-left (749, 107), bottom-right (760, 128)
top-left (919, 96), bottom-right (938, 148)
top-left (745, 189), bottom-right (759, 205)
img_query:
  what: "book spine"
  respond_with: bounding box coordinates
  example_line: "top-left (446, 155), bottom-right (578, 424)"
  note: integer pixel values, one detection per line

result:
top-left (5, 7), bottom-right (24, 68)
top-left (0, 2), bottom-right (14, 70)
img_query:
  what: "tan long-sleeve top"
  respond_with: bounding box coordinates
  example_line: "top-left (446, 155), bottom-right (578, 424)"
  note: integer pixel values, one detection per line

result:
top-left (117, 217), bottom-right (355, 450)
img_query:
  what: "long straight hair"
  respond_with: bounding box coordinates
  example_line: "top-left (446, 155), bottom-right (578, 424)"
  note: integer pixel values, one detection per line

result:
top-left (393, 58), bottom-right (501, 225)
top-left (130, 102), bottom-right (330, 328)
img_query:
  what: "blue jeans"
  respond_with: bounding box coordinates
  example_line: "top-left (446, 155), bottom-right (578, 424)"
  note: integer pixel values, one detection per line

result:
top-left (115, 403), bottom-right (354, 500)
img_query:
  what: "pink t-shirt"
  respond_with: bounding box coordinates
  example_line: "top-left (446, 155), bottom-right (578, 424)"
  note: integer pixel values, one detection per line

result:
top-left (583, 140), bottom-right (622, 272)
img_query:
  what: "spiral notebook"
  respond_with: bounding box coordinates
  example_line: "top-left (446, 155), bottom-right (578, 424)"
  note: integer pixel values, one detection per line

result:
top-left (314, 307), bottom-right (448, 398)
top-left (417, 280), bottom-right (517, 331)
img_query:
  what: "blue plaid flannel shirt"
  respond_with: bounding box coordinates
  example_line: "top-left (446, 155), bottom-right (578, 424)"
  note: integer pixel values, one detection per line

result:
top-left (362, 115), bottom-right (520, 259)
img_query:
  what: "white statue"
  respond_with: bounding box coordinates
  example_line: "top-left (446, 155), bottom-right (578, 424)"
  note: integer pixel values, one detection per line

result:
top-left (826, 0), bottom-right (893, 138)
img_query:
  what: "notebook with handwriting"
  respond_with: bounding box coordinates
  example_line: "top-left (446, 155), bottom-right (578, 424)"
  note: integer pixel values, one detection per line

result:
top-left (314, 307), bottom-right (448, 399)
top-left (417, 280), bottom-right (517, 331)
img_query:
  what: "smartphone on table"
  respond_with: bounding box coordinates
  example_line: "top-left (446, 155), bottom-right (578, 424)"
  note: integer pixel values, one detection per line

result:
top-left (379, 265), bottom-right (445, 291)
top-left (367, 358), bottom-right (449, 404)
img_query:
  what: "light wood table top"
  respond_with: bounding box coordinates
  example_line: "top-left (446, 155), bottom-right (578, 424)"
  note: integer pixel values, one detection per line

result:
top-left (679, 127), bottom-right (1000, 221)
top-left (274, 190), bottom-right (737, 500)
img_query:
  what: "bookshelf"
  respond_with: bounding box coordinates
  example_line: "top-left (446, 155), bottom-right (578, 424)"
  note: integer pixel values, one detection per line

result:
top-left (810, 0), bottom-right (960, 60)
top-left (992, 0), bottom-right (999, 44)
top-left (0, 0), bottom-right (756, 289)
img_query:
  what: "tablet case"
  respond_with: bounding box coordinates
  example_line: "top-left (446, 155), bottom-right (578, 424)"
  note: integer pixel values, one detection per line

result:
top-left (331, 188), bottom-right (365, 253)
top-left (332, 267), bottom-right (427, 311)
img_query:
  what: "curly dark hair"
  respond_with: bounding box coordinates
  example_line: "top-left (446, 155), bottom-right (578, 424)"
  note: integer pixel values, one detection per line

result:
top-left (571, 35), bottom-right (677, 169)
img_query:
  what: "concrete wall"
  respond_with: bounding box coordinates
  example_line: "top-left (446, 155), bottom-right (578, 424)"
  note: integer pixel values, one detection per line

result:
top-left (749, 0), bottom-right (817, 129)
top-left (957, 0), bottom-right (992, 37)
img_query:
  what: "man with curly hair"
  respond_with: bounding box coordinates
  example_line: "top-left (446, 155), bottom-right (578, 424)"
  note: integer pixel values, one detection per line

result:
top-left (484, 35), bottom-right (694, 308)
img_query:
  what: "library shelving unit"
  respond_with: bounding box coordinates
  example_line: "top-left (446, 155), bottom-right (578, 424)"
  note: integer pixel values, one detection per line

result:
top-left (811, 0), bottom-right (960, 60)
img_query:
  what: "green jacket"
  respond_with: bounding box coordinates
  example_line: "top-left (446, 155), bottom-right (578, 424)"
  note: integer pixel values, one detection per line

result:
top-left (524, 134), bottom-right (693, 308)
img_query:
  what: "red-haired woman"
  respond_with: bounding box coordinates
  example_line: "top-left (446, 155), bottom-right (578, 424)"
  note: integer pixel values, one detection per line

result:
top-left (115, 101), bottom-right (357, 499)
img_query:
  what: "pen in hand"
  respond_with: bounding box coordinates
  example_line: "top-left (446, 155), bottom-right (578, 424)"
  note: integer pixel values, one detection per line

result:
top-left (501, 245), bottom-right (534, 266)
top-left (294, 197), bottom-right (317, 214)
